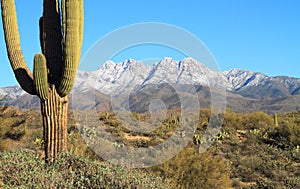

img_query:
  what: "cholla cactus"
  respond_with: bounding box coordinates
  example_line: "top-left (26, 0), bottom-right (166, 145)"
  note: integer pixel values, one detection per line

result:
top-left (1, 0), bottom-right (84, 162)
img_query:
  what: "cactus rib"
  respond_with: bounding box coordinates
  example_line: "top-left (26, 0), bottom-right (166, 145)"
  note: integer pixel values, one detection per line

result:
top-left (58, 0), bottom-right (84, 97)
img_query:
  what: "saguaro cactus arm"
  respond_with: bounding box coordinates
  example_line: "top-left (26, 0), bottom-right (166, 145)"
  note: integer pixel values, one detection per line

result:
top-left (58, 0), bottom-right (84, 97)
top-left (1, 0), bottom-right (36, 95)
top-left (34, 53), bottom-right (49, 101)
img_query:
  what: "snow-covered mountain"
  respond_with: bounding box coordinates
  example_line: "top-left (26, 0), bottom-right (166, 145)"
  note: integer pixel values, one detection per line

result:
top-left (0, 86), bottom-right (27, 101)
top-left (142, 57), bottom-right (227, 88)
top-left (224, 68), bottom-right (300, 98)
top-left (1, 57), bottom-right (300, 112)
top-left (224, 68), bottom-right (270, 91)
top-left (74, 59), bottom-right (151, 95)
top-left (73, 57), bottom-right (228, 95)
top-left (73, 57), bottom-right (300, 98)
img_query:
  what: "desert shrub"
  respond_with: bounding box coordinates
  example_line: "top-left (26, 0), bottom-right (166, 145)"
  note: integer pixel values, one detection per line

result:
top-left (287, 123), bottom-right (300, 146)
top-left (256, 179), bottom-right (281, 189)
top-left (0, 150), bottom-right (171, 189)
top-left (254, 177), bottom-right (300, 189)
top-left (229, 141), bottom-right (296, 187)
top-left (263, 121), bottom-right (300, 149)
top-left (223, 110), bottom-right (274, 130)
top-left (284, 177), bottom-right (300, 188)
top-left (263, 125), bottom-right (291, 149)
top-left (0, 141), bottom-right (5, 151)
top-left (290, 146), bottom-right (300, 161)
top-left (68, 127), bottom-right (94, 158)
top-left (223, 109), bottom-right (243, 129)
top-left (0, 106), bottom-right (19, 118)
top-left (4, 129), bottom-right (25, 140)
top-left (151, 144), bottom-right (231, 189)
top-left (241, 112), bottom-right (274, 129)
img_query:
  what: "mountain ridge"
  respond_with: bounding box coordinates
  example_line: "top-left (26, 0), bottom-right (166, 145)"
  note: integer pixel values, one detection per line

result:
top-left (1, 57), bottom-right (300, 113)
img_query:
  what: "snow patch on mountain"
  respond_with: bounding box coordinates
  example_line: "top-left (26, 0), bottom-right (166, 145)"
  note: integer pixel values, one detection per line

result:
top-left (74, 59), bottom-right (151, 95)
top-left (0, 86), bottom-right (26, 99)
top-left (223, 68), bottom-right (300, 95)
top-left (223, 68), bottom-right (270, 90)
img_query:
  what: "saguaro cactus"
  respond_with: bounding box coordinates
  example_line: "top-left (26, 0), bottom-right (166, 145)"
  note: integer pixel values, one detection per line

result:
top-left (1, 0), bottom-right (84, 162)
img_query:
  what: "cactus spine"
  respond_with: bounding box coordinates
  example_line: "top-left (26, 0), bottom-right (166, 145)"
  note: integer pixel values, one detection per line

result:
top-left (1, 0), bottom-right (84, 162)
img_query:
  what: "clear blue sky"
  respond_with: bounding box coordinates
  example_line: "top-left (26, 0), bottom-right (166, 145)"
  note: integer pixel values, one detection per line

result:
top-left (0, 0), bottom-right (299, 87)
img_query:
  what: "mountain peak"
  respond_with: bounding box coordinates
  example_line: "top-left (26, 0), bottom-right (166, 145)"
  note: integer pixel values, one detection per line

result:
top-left (162, 57), bottom-right (175, 61)
top-left (103, 60), bottom-right (116, 70)
top-left (181, 57), bottom-right (196, 62)
top-left (224, 68), bottom-right (246, 75)
top-left (224, 68), bottom-right (268, 77)
top-left (157, 57), bottom-right (178, 66)
top-left (224, 68), bottom-right (269, 91)
top-left (121, 59), bottom-right (136, 68)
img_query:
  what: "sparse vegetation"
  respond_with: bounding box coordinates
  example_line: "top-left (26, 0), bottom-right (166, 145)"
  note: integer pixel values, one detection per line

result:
top-left (0, 150), bottom-right (171, 188)
top-left (1, 106), bottom-right (300, 188)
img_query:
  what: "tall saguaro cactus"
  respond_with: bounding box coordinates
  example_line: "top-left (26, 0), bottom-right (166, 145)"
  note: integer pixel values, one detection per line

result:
top-left (1, 0), bottom-right (84, 162)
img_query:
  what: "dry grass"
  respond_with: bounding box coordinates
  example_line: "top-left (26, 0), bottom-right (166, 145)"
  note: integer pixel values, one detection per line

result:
top-left (123, 132), bottom-right (151, 141)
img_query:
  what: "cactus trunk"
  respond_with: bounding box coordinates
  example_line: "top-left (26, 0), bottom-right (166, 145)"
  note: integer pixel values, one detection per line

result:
top-left (41, 85), bottom-right (68, 162)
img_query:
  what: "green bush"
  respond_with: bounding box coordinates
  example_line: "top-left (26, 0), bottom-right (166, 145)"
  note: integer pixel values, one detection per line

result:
top-left (0, 150), bottom-right (171, 189)
top-left (284, 177), bottom-right (300, 188)
top-left (151, 144), bottom-right (232, 189)
top-left (264, 121), bottom-right (300, 149)
top-left (256, 179), bottom-right (281, 189)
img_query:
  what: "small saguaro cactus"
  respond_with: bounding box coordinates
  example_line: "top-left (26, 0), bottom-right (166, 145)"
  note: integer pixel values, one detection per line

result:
top-left (1, 0), bottom-right (84, 162)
